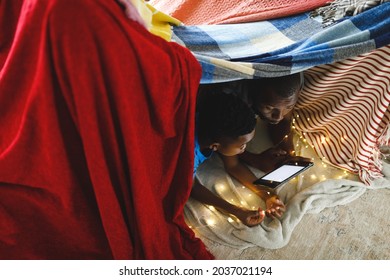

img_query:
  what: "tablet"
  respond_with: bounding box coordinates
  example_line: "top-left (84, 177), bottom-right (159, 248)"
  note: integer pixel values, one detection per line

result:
top-left (253, 161), bottom-right (313, 188)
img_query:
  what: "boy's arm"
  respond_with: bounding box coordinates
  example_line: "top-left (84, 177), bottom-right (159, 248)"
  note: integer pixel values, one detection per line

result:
top-left (190, 178), bottom-right (265, 226)
top-left (191, 178), bottom-right (243, 215)
top-left (220, 154), bottom-right (259, 189)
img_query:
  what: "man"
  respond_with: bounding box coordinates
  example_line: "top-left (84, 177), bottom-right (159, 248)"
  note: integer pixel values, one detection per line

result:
top-left (241, 73), bottom-right (308, 172)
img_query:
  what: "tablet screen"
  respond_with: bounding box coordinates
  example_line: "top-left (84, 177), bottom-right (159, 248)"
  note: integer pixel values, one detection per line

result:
top-left (261, 164), bottom-right (306, 182)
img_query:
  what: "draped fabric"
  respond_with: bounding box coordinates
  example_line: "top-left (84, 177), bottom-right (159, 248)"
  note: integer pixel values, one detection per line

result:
top-left (149, 0), bottom-right (330, 25)
top-left (312, 0), bottom-right (390, 26)
top-left (172, 2), bottom-right (390, 83)
top-left (295, 45), bottom-right (390, 185)
top-left (0, 0), bottom-right (213, 259)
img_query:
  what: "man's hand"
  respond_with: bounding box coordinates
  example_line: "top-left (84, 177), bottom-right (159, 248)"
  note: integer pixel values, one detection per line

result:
top-left (262, 147), bottom-right (313, 172)
top-left (239, 147), bottom-right (287, 173)
top-left (280, 154), bottom-right (313, 167)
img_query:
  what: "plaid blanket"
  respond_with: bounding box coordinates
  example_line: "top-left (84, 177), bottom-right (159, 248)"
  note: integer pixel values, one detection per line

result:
top-left (172, 2), bottom-right (390, 84)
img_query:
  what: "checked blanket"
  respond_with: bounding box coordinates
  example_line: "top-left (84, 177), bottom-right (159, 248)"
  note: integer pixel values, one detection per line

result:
top-left (172, 2), bottom-right (390, 83)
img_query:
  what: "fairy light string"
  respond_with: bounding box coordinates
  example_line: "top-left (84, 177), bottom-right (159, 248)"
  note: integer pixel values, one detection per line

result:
top-left (187, 112), bottom-right (359, 230)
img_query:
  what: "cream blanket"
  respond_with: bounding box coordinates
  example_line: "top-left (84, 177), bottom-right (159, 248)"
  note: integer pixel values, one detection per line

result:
top-left (185, 128), bottom-right (390, 250)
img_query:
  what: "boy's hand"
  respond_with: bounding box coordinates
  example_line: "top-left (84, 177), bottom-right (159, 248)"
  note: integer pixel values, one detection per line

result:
top-left (265, 195), bottom-right (285, 219)
top-left (234, 207), bottom-right (266, 227)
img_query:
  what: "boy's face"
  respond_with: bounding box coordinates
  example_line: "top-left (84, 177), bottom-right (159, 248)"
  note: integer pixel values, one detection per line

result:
top-left (215, 129), bottom-right (255, 157)
top-left (253, 88), bottom-right (299, 125)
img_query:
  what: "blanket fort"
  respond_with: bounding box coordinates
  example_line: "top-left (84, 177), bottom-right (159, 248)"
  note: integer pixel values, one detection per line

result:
top-left (0, 0), bottom-right (212, 259)
top-left (171, 2), bottom-right (390, 184)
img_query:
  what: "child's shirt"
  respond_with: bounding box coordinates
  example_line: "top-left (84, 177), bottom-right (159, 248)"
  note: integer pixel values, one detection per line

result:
top-left (193, 135), bottom-right (213, 177)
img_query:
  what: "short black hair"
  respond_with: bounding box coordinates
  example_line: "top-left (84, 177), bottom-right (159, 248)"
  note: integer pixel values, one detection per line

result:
top-left (247, 72), bottom-right (303, 98)
top-left (197, 91), bottom-right (256, 142)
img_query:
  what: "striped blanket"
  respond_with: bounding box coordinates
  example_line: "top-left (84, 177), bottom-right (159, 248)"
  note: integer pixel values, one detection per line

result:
top-left (172, 3), bottom-right (390, 184)
top-left (295, 45), bottom-right (390, 185)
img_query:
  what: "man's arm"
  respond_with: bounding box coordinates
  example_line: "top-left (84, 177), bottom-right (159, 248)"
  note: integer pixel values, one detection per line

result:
top-left (268, 112), bottom-right (314, 164)
top-left (268, 113), bottom-right (294, 154)
top-left (240, 112), bottom-right (312, 172)
top-left (239, 148), bottom-right (287, 173)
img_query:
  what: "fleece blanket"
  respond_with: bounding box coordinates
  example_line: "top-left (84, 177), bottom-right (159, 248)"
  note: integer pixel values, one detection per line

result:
top-left (0, 0), bottom-right (212, 260)
top-left (172, 2), bottom-right (390, 83)
top-left (185, 127), bottom-right (390, 250)
top-left (149, 0), bottom-right (330, 25)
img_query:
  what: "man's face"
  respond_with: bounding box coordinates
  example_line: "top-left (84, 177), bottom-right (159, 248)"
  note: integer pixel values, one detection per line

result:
top-left (253, 88), bottom-right (299, 124)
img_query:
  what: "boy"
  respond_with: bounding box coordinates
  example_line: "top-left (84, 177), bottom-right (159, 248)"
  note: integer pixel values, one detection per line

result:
top-left (191, 92), bottom-right (285, 227)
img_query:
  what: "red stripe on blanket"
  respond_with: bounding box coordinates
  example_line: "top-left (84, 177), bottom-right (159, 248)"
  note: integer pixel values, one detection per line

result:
top-left (295, 45), bottom-right (390, 185)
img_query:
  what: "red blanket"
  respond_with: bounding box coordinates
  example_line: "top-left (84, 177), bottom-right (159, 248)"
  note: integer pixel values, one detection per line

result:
top-left (0, 0), bottom-right (212, 260)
